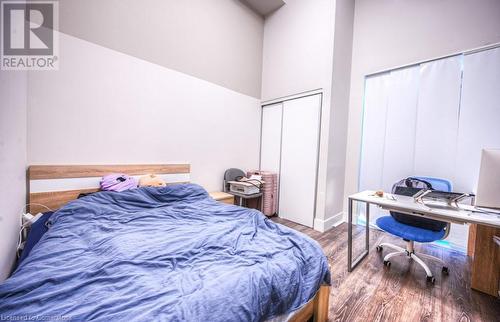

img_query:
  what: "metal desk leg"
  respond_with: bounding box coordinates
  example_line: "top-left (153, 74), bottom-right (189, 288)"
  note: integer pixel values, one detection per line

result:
top-left (347, 199), bottom-right (370, 272)
top-left (347, 198), bottom-right (353, 272)
top-left (365, 201), bottom-right (370, 254)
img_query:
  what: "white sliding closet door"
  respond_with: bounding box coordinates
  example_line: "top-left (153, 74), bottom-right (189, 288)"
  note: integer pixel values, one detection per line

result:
top-left (413, 56), bottom-right (462, 181)
top-left (279, 94), bottom-right (321, 227)
top-left (260, 103), bottom-right (283, 174)
top-left (455, 47), bottom-right (500, 193)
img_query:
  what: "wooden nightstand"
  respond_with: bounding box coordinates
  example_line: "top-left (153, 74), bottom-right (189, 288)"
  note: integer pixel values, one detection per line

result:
top-left (209, 192), bottom-right (235, 205)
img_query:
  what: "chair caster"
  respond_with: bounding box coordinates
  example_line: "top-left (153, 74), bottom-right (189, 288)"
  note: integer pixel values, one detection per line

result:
top-left (442, 267), bottom-right (449, 275)
top-left (376, 246), bottom-right (383, 252)
top-left (383, 260), bottom-right (391, 267)
top-left (426, 276), bottom-right (436, 284)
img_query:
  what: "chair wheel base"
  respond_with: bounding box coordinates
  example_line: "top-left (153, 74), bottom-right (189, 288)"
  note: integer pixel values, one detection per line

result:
top-left (383, 260), bottom-right (391, 267)
top-left (442, 267), bottom-right (449, 275)
top-left (426, 276), bottom-right (435, 284)
top-left (376, 246), bottom-right (383, 252)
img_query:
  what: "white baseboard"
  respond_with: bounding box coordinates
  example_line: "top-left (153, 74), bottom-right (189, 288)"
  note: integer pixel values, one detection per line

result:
top-left (313, 211), bottom-right (344, 232)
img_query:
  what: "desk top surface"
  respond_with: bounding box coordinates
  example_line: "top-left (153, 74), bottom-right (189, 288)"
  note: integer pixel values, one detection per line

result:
top-left (349, 190), bottom-right (500, 228)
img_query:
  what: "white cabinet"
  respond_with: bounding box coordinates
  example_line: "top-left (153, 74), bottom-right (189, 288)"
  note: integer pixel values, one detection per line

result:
top-left (260, 94), bottom-right (322, 227)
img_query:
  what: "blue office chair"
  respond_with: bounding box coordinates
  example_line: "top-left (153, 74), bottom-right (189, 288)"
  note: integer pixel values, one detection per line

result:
top-left (375, 177), bottom-right (452, 284)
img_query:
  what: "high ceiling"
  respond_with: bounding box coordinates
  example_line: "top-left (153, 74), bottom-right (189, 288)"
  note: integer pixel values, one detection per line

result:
top-left (241, 0), bottom-right (286, 17)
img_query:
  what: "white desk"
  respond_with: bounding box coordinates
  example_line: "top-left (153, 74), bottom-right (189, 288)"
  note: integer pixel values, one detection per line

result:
top-left (347, 190), bottom-right (500, 272)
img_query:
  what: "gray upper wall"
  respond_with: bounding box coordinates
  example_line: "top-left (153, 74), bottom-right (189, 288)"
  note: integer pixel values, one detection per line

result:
top-left (58, 0), bottom-right (264, 98)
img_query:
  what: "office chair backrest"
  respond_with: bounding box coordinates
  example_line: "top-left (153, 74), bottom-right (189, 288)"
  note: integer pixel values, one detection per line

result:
top-left (413, 176), bottom-right (452, 192)
top-left (390, 177), bottom-right (449, 232)
top-left (223, 168), bottom-right (246, 192)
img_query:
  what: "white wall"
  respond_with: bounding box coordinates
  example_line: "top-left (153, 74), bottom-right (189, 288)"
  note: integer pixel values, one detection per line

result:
top-left (261, 0), bottom-right (336, 231)
top-left (0, 70), bottom-right (27, 281)
top-left (59, 0), bottom-right (264, 98)
top-left (343, 0), bottom-right (500, 217)
top-left (261, 0), bottom-right (335, 101)
top-left (28, 32), bottom-right (261, 192)
top-left (324, 0), bottom-right (355, 229)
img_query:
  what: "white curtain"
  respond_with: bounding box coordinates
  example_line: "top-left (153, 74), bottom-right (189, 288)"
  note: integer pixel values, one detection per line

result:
top-left (359, 73), bottom-right (390, 193)
top-left (359, 68), bottom-right (421, 224)
top-left (455, 47), bottom-right (500, 193)
top-left (381, 66), bottom-right (420, 191)
top-left (358, 73), bottom-right (390, 223)
top-left (413, 56), bottom-right (465, 247)
top-left (359, 47), bottom-right (500, 250)
top-left (413, 56), bottom-right (462, 181)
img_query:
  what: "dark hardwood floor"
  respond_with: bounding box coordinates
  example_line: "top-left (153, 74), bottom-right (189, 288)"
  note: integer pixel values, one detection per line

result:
top-left (271, 217), bottom-right (500, 322)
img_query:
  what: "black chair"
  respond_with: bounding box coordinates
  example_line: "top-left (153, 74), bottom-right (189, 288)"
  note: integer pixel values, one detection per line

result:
top-left (222, 168), bottom-right (246, 192)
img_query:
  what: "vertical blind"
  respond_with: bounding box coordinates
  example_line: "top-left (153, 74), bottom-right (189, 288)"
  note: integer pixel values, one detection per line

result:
top-left (359, 47), bottom-right (500, 250)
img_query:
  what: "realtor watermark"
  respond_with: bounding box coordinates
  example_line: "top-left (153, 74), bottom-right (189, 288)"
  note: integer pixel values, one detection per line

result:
top-left (1, 0), bottom-right (59, 70)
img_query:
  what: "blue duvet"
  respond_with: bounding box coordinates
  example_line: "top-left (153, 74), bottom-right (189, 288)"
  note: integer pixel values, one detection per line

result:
top-left (0, 184), bottom-right (330, 321)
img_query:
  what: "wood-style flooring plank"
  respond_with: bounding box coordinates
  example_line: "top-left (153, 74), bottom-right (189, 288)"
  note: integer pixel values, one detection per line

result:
top-left (270, 217), bottom-right (500, 322)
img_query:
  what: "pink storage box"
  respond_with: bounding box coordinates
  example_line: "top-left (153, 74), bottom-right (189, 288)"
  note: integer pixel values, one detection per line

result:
top-left (247, 170), bottom-right (278, 217)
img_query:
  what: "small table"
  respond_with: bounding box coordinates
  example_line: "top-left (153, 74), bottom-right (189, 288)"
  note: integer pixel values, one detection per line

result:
top-left (209, 192), bottom-right (235, 205)
top-left (227, 191), bottom-right (263, 211)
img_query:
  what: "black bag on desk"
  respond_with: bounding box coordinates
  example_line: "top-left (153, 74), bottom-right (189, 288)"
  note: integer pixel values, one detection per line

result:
top-left (390, 177), bottom-right (448, 232)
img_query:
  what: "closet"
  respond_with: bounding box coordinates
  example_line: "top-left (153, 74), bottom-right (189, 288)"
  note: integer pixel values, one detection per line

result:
top-left (260, 93), bottom-right (321, 227)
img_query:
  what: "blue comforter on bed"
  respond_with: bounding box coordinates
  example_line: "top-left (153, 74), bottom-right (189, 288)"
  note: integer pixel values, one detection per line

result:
top-left (0, 184), bottom-right (330, 321)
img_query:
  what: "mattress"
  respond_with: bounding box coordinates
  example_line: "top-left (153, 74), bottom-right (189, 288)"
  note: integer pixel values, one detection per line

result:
top-left (0, 184), bottom-right (330, 321)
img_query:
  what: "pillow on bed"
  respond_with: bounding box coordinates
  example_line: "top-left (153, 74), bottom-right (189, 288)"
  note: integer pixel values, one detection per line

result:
top-left (100, 173), bottom-right (138, 192)
top-left (138, 174), bottom-right (166, 187)
top-left (17, 211), bottom-right (54, 266)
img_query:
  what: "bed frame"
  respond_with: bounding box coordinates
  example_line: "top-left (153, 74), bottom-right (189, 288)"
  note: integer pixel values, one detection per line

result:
top-left (27, 164), bottom-right (190, 213)
top-left (26, 164), bottom-right (330, 322)
top-left (290, 285), bottom-right (330, 322)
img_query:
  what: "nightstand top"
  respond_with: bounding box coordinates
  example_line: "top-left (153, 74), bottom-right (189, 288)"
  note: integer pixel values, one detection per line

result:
top-left (209, 191), bottom-right (233, 201)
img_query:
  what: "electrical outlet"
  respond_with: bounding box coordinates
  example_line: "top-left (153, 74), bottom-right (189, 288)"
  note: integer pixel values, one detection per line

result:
top-left (22, 212), bottom-right (44, 227)
top-left (22, 213), bottom-right (34, 221)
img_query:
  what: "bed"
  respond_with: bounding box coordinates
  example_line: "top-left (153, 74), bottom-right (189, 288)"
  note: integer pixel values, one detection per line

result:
top-left (0, 165), bottom-right (331, 321)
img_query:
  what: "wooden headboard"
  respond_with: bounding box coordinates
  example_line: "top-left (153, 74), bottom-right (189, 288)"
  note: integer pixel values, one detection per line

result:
top-left (27, 164), bottom-right (190, 213)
